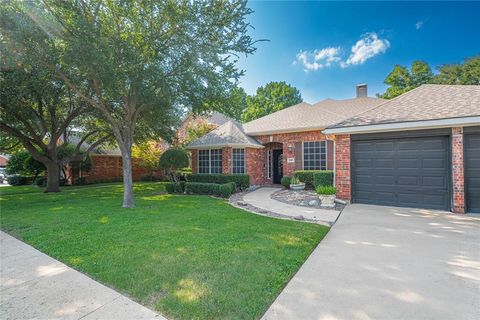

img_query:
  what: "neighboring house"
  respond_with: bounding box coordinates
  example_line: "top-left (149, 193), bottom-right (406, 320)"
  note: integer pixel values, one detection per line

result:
top-left (0, 154), bottom-right (9, 168)
top-left (324, 84), bottom-right (480, 214)
top-left (63, 133), bottom-right (168, 184)
top-left (186, 84), bottom-right (385, 185)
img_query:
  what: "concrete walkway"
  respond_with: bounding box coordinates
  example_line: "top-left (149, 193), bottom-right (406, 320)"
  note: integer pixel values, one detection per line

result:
top-left (243, 187), bottom-right (340, 224)
top-left (0, 231), bottom-right (164, 320)
top-left (263, 204), bottom-right (480, 320)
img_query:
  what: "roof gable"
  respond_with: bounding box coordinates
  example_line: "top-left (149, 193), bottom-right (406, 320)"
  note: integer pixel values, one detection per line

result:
top-left (186, 121), bottom-right (263, 149)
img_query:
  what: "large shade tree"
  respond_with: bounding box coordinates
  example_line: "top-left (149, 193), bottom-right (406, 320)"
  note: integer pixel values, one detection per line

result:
top-left (379, 56), bottom-right (480, 99)
top-left (241, 81), bottom-right (303, 122)
top-left (0, 67), bottom-right (111, 192)
top-left (5, 0), bottom-right (256, 207)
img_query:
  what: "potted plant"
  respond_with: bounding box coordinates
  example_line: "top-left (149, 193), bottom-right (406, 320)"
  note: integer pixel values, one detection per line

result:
top-left (289, 176), bottom-right (305, 190)
top-left (316, 185), bottom-right (336, 207)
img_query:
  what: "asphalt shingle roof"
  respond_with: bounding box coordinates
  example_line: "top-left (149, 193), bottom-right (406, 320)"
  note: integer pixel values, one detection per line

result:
top-left (242, 97), bottom-right (385, 135)
top-left (328, 84), bottom-right (480, 129)
top-left (186, 120), bottom-right (263, 149)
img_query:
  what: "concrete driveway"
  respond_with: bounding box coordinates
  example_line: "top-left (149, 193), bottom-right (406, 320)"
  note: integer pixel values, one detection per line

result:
top-left (263, 204), bottom-right (480, 320)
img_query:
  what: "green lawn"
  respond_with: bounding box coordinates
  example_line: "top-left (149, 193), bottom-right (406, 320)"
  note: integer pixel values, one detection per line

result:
top-left (0, 183), bottom-right (328, 319)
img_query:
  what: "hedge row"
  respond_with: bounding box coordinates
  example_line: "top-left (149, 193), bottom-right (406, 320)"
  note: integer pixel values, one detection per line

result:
top-left (294, 170), bottom-right (334, 189)
top-left (165, 181), bottom-right (236, 198)
top-left (185, 174), bottom-right (249, 190)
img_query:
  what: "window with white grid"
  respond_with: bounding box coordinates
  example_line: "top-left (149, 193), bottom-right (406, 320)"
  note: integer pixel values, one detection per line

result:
top-left (198, 149), bottom-right (223, 174)
top-left (303, 141), bottom-right (326, 170)
top-left (232, 148), bottom-right (245, 174)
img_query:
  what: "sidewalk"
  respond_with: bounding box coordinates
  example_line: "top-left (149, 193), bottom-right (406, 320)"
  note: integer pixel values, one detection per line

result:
top-left (0, 231), bottom-right (164, 320)
top-left (242, 187), bottom-right (340, 225)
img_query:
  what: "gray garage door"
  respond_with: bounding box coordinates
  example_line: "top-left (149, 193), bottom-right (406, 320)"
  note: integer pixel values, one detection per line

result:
top-left (352, 136), bottom-right (450, 210)
top-left (465, 133), bottom-right (480, 213)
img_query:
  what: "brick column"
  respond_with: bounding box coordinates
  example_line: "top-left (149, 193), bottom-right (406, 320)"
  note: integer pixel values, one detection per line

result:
top-left (222, 147), bottom-right (232, 174)
top-left (283, 142), bottom-right (295, 177)
top-left (191, 150), bottom-right (198, 174)
top-left (452, 127), bottom-right (465, 213)
top-left (335, 134), bottom-right (351, 201)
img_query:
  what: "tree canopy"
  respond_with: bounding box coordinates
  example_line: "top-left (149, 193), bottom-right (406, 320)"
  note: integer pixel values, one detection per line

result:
top-left (1, 0), bottom-right (256, 206)
top-left (379, 55), bottom-right (480, 99)
top-left (241, 81), bottom-right (303, 122)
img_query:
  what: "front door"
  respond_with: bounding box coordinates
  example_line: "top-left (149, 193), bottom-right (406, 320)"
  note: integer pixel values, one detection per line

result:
top-left (272, 149), bottom-right (283, 184)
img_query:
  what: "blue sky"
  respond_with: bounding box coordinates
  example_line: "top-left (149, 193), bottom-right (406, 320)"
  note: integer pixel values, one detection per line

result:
top-left (236, 1), bottom-right (480, 103)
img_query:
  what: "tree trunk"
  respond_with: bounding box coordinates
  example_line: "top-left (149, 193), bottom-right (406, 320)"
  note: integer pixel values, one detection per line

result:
top-left (45, 161), bottom-right (60, 192)
top-left (121, 149), bottom-right (135, 208)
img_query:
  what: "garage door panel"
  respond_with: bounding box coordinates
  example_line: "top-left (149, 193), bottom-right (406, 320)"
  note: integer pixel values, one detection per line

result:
top-left (375, 159), bottom-right (395, 168)
top-left (375, 142), bottom-right (395, 152)
top-left (465, 133), bottom-right (480, 213)
top-left (422, 176), bottom-right (447, 187)
top-left (397, 175), bottom-right (418, 186)
top-left (422, 158), bottom-right (447, 169)
top-left (398, 158), bottom-right (419, 169)
top-left (352, 136), bottom-right (449, 211)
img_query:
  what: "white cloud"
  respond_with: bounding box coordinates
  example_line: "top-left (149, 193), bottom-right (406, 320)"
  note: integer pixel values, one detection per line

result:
top-left (341, 33), bottom-right (390, 68)
top-left (415, 21), bottom-right (424, 30)
top-left (295, 32), bottom-right (389, 72)
top-left (295, 47), bottom-right (341, 71)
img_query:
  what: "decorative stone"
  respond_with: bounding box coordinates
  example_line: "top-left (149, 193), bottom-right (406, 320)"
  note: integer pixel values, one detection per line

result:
top-left (237, 201), bottom-right (248, 206)
top-left (308, 200), bottom-right (319, 206)
top-left (294, 215), bottom-right (305, 220)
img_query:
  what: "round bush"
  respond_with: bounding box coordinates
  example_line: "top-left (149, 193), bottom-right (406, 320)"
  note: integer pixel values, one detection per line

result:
top-left (158, 148), bottom-right (189, 171)
top-left (280, 176), bottom-right (291, 188)
top-left (7, 175), bottom-right (28, 186)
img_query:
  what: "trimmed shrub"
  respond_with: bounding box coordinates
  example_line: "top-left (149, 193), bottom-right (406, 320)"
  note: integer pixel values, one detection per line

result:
top-left (185, 182), bottom-right (235, 198)
top-left (185, 182), bottom-right (216, 195)
top-left (313, 171), bottom-right (334, 188)
top-left (165, 182), bottom-right (185, 194)
top-left (316, 185), bottom-right (336, 195)
top-left (280, 176), bottom-right (291, 188)
top-left (213, 183), bottom-right (235, 198)
top-left (185, 174), bottom-right (250, 190)
top-left (7, 175), bottom-right (28, 186)
top-left (294, 170), bottom-right (333, 189)
top-left (34, 176), bottom-right (47, 187)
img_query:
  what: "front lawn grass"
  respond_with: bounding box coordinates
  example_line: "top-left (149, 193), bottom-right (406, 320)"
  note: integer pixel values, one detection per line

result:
top-left (0, 182), bottom-right (328, 319)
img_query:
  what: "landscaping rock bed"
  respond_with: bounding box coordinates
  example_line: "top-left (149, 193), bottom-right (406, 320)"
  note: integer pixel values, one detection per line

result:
top-left (229, 192), bottom-right (321, 224)
top-left (271, 188), bottom-right (344, 210)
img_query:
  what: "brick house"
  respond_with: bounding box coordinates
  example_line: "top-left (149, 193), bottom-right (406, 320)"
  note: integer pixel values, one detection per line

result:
top-left (187, 84), bottom-right (385, 185)
top-left (188, 84), bottom-right (480, 214)
top-left (324, 84), bottom-right (480, 214)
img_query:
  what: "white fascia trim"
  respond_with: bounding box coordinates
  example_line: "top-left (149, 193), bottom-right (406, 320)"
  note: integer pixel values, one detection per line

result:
top-left (323, 116), bottom-right (480, 135)
top-left (186, 143), bottom-right (264, 150)
top-left (245, 126), bottom-right (327, 136)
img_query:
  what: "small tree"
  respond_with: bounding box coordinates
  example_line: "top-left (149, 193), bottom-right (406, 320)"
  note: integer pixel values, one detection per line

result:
top-left (158, 148), bottom-right (189, 183)
top-left (183, 120), bottom-right (218, 147)
top-left (132, 141), bottom-right (166, 181)
top-left (5, 150), bottom-right (45, 180)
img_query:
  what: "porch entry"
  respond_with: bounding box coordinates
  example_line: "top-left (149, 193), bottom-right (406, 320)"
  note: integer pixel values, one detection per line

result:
top-left (272, 149), bottom-right (283, 184)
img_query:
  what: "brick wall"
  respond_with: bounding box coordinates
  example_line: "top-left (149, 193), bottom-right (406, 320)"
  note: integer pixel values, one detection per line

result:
top-left (246, 147), bottom-right (265, 185)
top-left (452, 127), bottom-right (465, 213)
top-left (72, 155), bottom-right (164, 184)
top-left (335, 134), bottom-right (351, 201)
